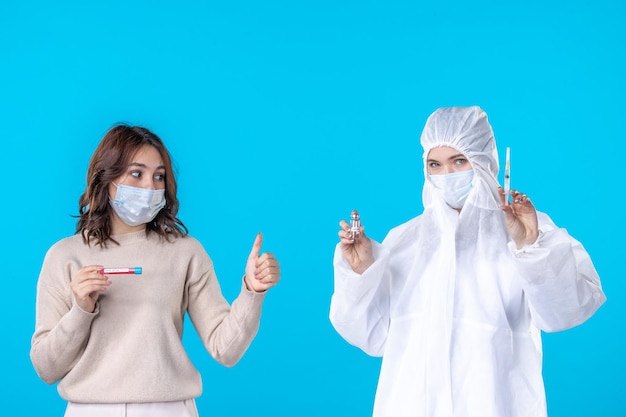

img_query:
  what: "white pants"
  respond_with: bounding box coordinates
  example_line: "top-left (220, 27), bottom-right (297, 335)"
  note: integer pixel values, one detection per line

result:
top-left (64, 399), bottom-right (198, 417)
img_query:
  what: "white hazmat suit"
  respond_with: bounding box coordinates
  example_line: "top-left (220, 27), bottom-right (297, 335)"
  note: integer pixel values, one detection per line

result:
top-left (329, 106), bottom-right (606, 417)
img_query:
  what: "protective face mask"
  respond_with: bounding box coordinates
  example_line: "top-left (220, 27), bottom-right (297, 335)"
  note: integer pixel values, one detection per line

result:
top-left (429, 170), bottom-right (474, 209)
top-left (109, 183), bottom-right (166, 227)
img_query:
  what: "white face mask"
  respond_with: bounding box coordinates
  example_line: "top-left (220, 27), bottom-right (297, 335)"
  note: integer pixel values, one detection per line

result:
top-left (110, 183), bottom-right (166, 227)
top-left (429, 170), bottom-right (474, 209)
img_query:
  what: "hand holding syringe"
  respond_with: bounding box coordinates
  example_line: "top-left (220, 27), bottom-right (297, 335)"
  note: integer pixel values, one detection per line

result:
top-left (499, 147), bottom-right (540, 248)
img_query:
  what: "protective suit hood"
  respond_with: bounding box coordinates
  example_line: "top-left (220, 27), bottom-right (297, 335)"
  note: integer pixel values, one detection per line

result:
top-left (420, 106), bottom-right (501, 210)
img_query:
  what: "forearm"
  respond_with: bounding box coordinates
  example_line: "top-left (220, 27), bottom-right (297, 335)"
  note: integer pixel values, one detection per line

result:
top-left (512, 228), bottom-right (605, 332)
top-left (329, 242), bottom-right (390, 356)
top-left (30, 302), bottom-right (96, 383)
top-left (192, 280), bottom-right (266, 367)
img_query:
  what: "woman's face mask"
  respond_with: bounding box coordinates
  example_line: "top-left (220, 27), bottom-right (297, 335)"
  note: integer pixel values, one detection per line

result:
top-left (429, 170), bottom-right (474, 209)
top-left (109, 183), bottom-right (166, 227)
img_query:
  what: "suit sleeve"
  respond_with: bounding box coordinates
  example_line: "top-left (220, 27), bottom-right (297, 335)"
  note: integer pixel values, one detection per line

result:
top-left (329, 240), bottom-right (391, 357)
top-left (511, 212), bottom-right (606, 332)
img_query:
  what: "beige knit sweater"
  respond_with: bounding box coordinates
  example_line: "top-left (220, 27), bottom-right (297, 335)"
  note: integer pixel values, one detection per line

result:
top-left (30, 230), bottom-right (266, 403)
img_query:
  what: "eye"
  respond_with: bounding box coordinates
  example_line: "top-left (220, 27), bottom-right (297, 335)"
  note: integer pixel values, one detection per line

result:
top-left (454, 158), bottom-right (468, 165)
top-left (129, 170), bottom-right (142, 178)
top-left (429, 161), bottom-right (440, 168)
top-left (154, 173), bottom-right (165, 182)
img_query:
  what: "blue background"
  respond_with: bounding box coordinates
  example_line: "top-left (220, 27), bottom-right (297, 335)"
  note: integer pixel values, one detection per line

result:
top-left (2, 1), bottom-right (624, 416)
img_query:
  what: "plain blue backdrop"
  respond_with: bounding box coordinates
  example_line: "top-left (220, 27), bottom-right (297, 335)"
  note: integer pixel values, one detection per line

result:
top-left (2, 1), bottom-right (624, 416)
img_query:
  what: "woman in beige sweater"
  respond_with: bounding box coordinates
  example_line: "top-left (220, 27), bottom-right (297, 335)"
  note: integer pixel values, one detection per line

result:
top-left (30, 125), bottom-right (280, 417)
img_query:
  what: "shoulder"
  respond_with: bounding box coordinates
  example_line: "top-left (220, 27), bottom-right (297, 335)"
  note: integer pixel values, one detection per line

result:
top-left (158, 234), bottom-right (214, 265)
top-left (163, 234), bottom-right (205, 251)
top-left (162, 235), bottom-right (217, 281)
top-left (38, 235), bottom-right (85, 288)
top-left (383, 214), bottom-right (423, 244)
top-left (44, 234), bottom-right (86, 258)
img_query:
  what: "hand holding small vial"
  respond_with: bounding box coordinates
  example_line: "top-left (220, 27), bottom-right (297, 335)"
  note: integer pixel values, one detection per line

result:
top-left (350, 210), bottom-right (361, 240)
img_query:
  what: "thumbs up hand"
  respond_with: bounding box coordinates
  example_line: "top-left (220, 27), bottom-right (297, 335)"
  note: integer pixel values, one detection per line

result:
top-left (244, 233), bottom-right (281, 293)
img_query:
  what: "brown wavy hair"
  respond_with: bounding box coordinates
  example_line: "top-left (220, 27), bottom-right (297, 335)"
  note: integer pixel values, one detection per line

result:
top-left (76, 124), bottom-right (188, 247)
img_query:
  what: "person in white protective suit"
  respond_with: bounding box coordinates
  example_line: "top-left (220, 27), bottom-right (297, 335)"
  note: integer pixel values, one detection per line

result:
top-left (329, 106), bottom-right (606, 417)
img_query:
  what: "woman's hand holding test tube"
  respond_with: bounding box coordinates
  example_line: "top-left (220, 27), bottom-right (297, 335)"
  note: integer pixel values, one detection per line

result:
top-left (70, 265), bottom-right (113, 313)
top-left (101, 267), bottom-right (142, 275)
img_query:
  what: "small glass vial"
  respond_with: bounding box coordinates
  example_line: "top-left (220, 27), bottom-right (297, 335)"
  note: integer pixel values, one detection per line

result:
top-left (350, 209), bottom-right (361, 240)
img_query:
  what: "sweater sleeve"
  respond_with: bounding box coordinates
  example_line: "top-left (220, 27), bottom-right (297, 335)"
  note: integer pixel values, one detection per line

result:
top-left (510, 212), bottom-right (606, 332)
top-left (30, 249), bottom-right (97, 384)
top-left (186, 259), bottom-right (266, 367)
top-left (329, 240), bottom-right (391, 357)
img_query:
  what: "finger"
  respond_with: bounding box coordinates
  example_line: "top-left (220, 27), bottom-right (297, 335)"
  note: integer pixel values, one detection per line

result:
top-left (255, 255), bottom-right (278, 270)
top-left (247, 232), bottom-right (263, 261)
top-left (512, 190), bottom-right (531, 204)
top-left (81, 282), bottom-right (110, 294)
top-left (75, 265), bottom-right (104, 278)
top-left (257, 271), bottom-right (280, 284)
top-left (338, 229), bottom-right (354, 241)
top-left (499, 197), bottom-right (515, 219)
top-left (255, 252), bottom-right (275, 264)
top-left (497, 186), bottom-right (506, 205)
top-left (73, 281), bottom-right (110, 301)
top-left (252, 282), bottom-right (275, 292)
top-left (248, 268), bottom-right (280, 290)
top-left (255, 264), bottom-right (280, 280)
top-left (76, 274), bottom-right (111, 289)
top-left (73, 272), bottom-right (107, 287)
top-left (255, 259), bottom-right (279, 271)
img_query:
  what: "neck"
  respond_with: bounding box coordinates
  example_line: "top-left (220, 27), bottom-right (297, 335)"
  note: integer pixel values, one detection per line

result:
top-left (110, 213), bottom-right (147, 235)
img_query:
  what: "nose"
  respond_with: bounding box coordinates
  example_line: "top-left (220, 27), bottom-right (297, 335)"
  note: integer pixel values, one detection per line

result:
top-left (138, 177), bottom-right (157, 190)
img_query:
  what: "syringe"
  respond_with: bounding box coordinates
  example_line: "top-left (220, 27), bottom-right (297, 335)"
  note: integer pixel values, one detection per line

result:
top-left (504, 147), bottom-right (511, 205)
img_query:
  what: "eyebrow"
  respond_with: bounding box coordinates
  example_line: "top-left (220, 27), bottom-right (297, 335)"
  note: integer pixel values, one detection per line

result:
top-left (128, 162), bottom-right (166, 171)
top-left (427, 153), bottom-right (466, 163)
top-left (447, 153), bottom-right (466, 161)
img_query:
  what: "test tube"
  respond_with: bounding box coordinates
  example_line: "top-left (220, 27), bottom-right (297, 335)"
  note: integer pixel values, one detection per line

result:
top-left (101, 267), bottom-right (142, 275)
top-left (504, 147), bottom-right (511, 205)
top-left (350, 210), bottom-right (361, 240)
